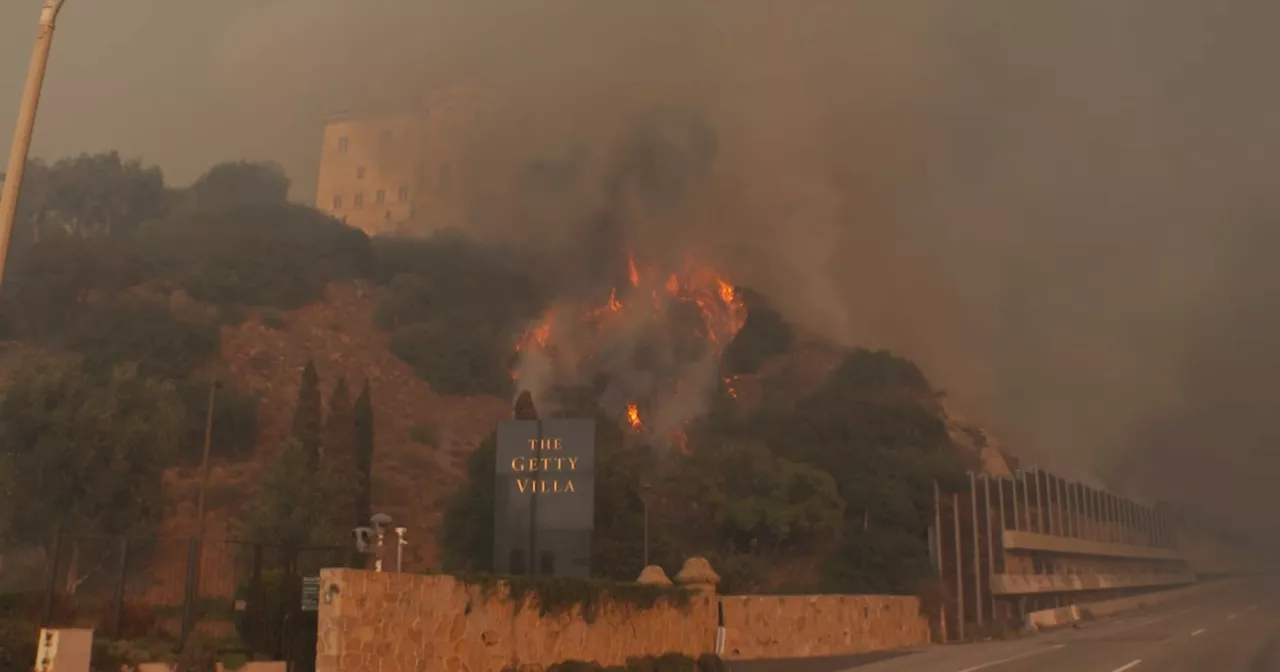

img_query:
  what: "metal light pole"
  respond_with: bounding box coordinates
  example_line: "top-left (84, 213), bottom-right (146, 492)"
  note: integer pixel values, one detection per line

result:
top-left (181, 378), bottom-right (216, 646)
top-left (193, 380), bottom-right (219, 538)
top-left (394, 527), bottom-right (407, 573)
top-left (0, 0), bottom-right (68, 289)
top-left (191, 380), bottom-right (219, 591)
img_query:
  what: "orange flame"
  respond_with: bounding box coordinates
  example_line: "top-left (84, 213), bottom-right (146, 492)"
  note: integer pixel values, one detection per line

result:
top-left (724, 376), bottom-right (739, 399)
top-left (516, 310), bottom-right (554, 352)
top-left (512, 250), bottom-right (748, 444)
top-left (627, 253), bottom-right (641, 287)
top-left (665, 273), bottom-right (680, 296)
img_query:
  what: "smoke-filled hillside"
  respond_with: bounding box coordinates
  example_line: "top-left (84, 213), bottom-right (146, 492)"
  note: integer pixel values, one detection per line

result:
top-left (0, 153), bottom-right (986, 600)
top-left (4, 0), bottom-right (1280, 549)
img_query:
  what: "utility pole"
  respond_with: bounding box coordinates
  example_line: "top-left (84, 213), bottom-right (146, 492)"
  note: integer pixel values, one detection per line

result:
top-left (181, 377), bottom-right (216, 646)
top-left (191, 380), bottom-right (219, 589)
top-left (0, 0), bottom-right (69, 290)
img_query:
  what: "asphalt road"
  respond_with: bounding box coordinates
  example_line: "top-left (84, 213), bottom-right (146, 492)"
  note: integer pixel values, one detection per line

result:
top-left (728, 579), bottom-right (1280, 672)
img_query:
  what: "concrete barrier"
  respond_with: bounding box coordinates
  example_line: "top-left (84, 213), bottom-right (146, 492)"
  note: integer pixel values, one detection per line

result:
top-left (1023, 579), bottom-right (1247, 631)
top-left (990, 572), bottom-right (1195, 596)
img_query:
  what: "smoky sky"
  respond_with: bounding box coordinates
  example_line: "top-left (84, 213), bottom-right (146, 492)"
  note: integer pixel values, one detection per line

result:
top-left (4, 0), bottom-right (1280, 536)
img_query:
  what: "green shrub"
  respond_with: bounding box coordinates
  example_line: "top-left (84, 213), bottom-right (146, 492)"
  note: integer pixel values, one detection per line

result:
top-left (626, 654), bottom-right (699, 672)
top-left (140, 202), bottom-right (372, 309)
top-left (547, 662), bottom-right (604, 672)
top-left (1, 235), bottom-right (153, 337)
top-left (721, 289), bottom-right (793, 375)
top-left (112, 599), bottom-right (159, 640)
top-left (235, 569), bottom-right (300, 653)
top-left (91, 637), bottom-right (135, 672)
top-left (191, 161), bottom-right (290, 206)
top-left (388, 321), bottom-right (511, 396)
top-left (66, 297), bottom-right (220, 380)
top-left (369, 233), bottom-right (547, 395)
top-left (409, 423), bottom-right (438, 446)
top-left (0, 618), bottom-right (38, 672)
top-left (178, 380), bottom-right (260, 465)
top-left (218, 302), bottom-right (249, 326)
top-left (447, 573), bottom-right (692, 618)
top-left (259, 307), bottom-right (287, 329)
top-left (175, 633), bottom-right (216, 672)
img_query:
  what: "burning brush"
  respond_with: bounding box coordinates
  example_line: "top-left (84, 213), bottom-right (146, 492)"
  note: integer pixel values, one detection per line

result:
top-left (513, 252), bottom-right (746, 449)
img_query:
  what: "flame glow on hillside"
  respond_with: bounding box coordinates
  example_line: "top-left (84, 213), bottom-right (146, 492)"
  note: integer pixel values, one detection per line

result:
top-left (513, 252), bottom-right (747, 448)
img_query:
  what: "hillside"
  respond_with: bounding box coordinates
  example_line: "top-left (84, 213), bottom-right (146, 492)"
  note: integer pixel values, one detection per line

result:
top-left (0, 154), bottom-right (1010, 607)
top-left (158, 282), bottom-right (509, 566)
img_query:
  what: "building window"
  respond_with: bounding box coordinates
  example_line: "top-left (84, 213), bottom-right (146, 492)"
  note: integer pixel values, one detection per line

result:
top-left (338, 136), bottom-right (349, 152)
top-left (380, 129), bottom-right (393, 148)
top-left (397, 186), bottom-right (410, 202)
top-left (354, 192), bottom-right (364, 208)
top-left (356, 166), bottom-right (366, 180)
top-left (332, 194), bottom-right (343, 210)
top-left (438, 164), bottom-right (451, 189)
top-left (375, 189), bottom-right (386, 205)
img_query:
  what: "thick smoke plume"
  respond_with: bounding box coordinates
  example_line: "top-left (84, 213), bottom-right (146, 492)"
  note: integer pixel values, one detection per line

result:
top-left (8, 0), bottom-right (1280, 541)
top-left (212, 0), bottom-right (1280, 541)
top-left (507, 108), bottom-right (738, 443)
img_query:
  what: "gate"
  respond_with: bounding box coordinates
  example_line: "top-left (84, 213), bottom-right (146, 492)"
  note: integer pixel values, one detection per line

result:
top-left (8, 533), bottom-right (348, 671)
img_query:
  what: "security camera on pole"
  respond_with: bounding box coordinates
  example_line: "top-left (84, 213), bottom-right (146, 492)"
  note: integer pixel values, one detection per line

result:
top-left (0, 0), bottom-right (69, 290)
top-left (352, 513), bottom-right (403, 572)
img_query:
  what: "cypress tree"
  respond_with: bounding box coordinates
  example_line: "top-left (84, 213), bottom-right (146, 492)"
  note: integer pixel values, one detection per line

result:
top-left (353, 379), bottom-right (374, 527)
top-left (291, 360), bottom-right (323, 468)
top-left (325, 377), bottom-right (358, 519)
top-left (324, 378), bottom-right (356, 463)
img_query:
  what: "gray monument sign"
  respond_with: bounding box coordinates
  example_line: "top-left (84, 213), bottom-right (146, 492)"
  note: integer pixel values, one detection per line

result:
top-left (493, 418), bottom-right (595, 577)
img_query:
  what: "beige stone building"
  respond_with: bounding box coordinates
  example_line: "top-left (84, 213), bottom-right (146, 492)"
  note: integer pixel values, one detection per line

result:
top-left (314, 85), bottom-right (495, 236)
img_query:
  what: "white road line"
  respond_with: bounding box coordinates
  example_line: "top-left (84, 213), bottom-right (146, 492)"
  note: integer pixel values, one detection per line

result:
top-left (1112, 660), bottom-right (1142, 672)
top-left (953, 644), bottom-right (1066, 672)
top-left (1191, 628), bottom-right (1205, 636)
top-left (1247, 605), bottom-right (1258, 612)
top-left (1106, 606), bottom-right (1200, 634)
top-left (1227, 613), bottom-right (1237, 621)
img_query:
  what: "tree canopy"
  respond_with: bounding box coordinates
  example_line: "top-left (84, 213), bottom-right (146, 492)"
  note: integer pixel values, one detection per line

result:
top-left (190, 160), bottom-right (290, 206)
top-left (0, 354), bottom-right (184, 539)
top-left (1, 152), bottom-right (168, 244)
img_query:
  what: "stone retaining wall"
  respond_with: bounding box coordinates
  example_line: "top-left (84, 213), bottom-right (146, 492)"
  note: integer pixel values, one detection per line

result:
top-left (718, 595), bottom-right (931, 661)
top-left (316, 563), bottom-right (932, 671)
top-left (315, 568), bottom-right (717, 672)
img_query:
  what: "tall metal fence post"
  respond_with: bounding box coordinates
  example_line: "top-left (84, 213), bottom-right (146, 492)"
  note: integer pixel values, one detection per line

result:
top-left (180, 537), bottom-right (200, 646)
top-left (280, 546), bottom-right (300, 665)
top-left (40, 526), bottom-right (64, 627)
top-left (110, 537), bottom-right (131, 640)
top-left (1035, 469), bottom-right (1047, 534)
top-left (969, 472), bottom-right (982, 629)
top-left (951, 491), bottom-right (965, 641)
top-left (932, 480), bottom-right (947, 644)
top-left (248, 544), bottom-right (264, 656)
